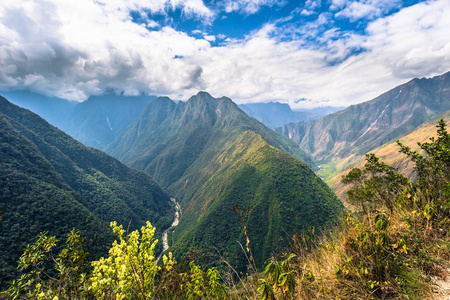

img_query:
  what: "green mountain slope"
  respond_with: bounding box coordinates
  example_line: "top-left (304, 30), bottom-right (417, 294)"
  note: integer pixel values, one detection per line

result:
top-left (106, 92), bottom-right (315, 189)
top-left (169, 130), bottom-right (341, 270)
top-left (0, 96), bottom-right (173, 285)
top-left (106, 92), bottom-right (341, 271)
top-left (276, 71), bottom-right (450, 163)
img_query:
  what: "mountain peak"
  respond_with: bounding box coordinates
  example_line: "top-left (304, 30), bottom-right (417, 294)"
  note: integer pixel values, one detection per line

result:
top-left (189, 91), bottom-right (215, 102)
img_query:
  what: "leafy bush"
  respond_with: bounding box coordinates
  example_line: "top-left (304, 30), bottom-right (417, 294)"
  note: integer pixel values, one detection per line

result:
top-left (3, 222), bottom-right (228, 300)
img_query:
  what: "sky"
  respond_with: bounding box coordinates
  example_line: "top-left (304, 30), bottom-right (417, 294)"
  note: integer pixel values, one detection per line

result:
top-left (0, 0), bottom-right (449, 109)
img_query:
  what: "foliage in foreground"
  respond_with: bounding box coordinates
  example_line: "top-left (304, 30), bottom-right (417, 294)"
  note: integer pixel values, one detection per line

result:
top-left (3, 222), bottom-right (228, 299)
top-left (259, 119), bottom-right (450, 299)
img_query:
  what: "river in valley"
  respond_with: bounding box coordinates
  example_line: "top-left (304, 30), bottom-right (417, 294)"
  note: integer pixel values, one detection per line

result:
top-left (156, 198), bottom-right (181, 263)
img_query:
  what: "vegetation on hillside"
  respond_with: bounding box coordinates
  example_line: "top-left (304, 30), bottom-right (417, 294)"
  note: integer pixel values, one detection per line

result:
top-left (324, 110), bottom-right (450, 199)
top-left (2, 118), bottom-right (450, 299)
top-left (2, 222), bottom-right (228, 299)
top-left (258, 119), bottom-right (450, 299)
top-left (105, 92), bottom-right (340, 274)
top-left (105, 92), bottom-right (316, 190)
top-left (0, 97), bottom-right (173, 286)
top-left (169, 130), bottom-right (342, 275)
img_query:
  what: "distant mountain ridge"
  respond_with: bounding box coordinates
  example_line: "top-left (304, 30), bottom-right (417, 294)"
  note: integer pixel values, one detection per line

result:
top-left (62, 94), bottom-right (156, 149)
top-left (1, 91), bottom-right (156, 150)
top-left (106, 92), bottom-right (316, 186)
top-left (0, 96), bottom-right (173, 285)
top-left (0, 91), bottom-right (77, 129)
top-left (105, 92), bottom-right (342, 271)
top-left (276, 71), bottom-right (450, 163)
top-left (238, 102), bottom-right (320, 128)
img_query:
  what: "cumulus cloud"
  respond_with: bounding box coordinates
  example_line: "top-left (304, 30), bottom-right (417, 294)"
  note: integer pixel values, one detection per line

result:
top-left (222, 0), bottom-right (287, 14)
top-left (0, 0), bottom-right (211, 100)
top-left (333, 0), bottom-right (402, 20)
top-left (301, 0), bottom-right (322, 16)
top-left (0, 0), bottom-right (449, 109)
top-left (191, 0), bottom-right (450, 108)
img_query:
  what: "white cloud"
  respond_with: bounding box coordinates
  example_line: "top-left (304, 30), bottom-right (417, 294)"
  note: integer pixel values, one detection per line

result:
top-left (203, 35), bottom-right (216, 42)
top-left (336, 2), bottom-right (378, 19)
top-left (330, 0), bottom-right (348, 10)
top-left (362, 0), bottom-right (450, 79)
top-left (187, 0), bottom-right (450, 108)
top-left (301, 0), bottom-right (322, 15)
top-left (222, 0), bottom-right (286, 14)
top-left (0, 0), bottom-right (212, 100)
top-left (94, 0), bottom-right (214, 20)
top-left (334, 0), bottom-right (402, 20)
top-left (0, 0), bottom-right (449, 110)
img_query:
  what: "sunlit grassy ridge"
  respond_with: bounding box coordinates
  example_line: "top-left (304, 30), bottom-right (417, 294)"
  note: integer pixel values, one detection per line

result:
top-left (323, 110), bottom-right (450, 200)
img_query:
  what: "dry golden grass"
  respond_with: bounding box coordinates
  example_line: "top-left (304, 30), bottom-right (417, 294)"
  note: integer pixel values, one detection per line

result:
top-left (320, 111), bottom-right (450, 202)
top-left (276, 209), bottom-right (442, 299)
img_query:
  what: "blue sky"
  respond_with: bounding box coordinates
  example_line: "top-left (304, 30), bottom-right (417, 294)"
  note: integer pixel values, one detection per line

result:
top-left (0, 0), bottom-right (449, 108)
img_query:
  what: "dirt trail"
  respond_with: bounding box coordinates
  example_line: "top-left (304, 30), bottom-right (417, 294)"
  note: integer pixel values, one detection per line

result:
top-left (434, 268), bottom-right (450, 299)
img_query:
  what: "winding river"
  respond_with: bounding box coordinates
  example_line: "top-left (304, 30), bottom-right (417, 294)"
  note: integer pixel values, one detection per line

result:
top-left (156, 198), bottom-right (181, 262)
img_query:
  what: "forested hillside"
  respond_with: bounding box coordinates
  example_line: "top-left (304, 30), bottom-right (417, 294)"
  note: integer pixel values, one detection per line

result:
top-left (169, 130), bottom-right (342, 271)
top-left (106, 92), bottom-right (315, 188)
top-left (258, 119), bottom-right (450, 299)
top-left (0, 96), bottom-right (173, 285)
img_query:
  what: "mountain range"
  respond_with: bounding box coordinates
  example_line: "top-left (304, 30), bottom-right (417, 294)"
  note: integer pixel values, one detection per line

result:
top-left (328, 110), bottom-right (450, 199)
top-left (276, 71), bottom-right (450, 165)
top-left (2, 91), bottom-right (338, 150)
top-left (4, 70), bottom-right (450, 283)
top-left (0, 90), bottom-right (343, 281)
top-left (105, 92), bottom-right (342, 270)
top-left (1, 91), bottom-right (156, 149)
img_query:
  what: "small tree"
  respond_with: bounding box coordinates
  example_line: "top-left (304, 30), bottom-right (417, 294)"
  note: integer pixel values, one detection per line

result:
top-left (89, 221), bottom-right (171, 299)
top-left (89, 221), bottom-right (228, 300)
top-left (5, 230), bottom-right (90, 299)
top-left (342, 153), bottom-right (409, 215)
